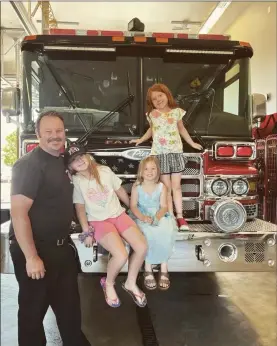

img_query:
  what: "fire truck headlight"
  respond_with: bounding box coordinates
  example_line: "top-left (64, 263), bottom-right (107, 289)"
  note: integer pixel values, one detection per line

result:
top-left (211, 179), bottom-right (229, 196)
top-left (232, 179), bottom-right (249, 195)
top-left (210, 200), bottom-right (247, 233)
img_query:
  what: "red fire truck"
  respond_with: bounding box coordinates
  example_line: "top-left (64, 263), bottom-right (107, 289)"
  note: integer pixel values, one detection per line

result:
top-left (1, 28), bottom-right (276, 274)
top-left (253, 112), bottom-right (277, 224)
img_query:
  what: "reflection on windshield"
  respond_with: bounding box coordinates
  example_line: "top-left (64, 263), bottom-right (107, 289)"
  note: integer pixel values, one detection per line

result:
top-left (27, 54), bottom-right (138, 133)
top-left (23, 51), bottom-right (250, 137)
top-left (143, 58), bottom-right (250, 137)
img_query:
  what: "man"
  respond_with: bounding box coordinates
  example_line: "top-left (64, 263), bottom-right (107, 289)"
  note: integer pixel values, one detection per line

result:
top-left (9, 111), bottom-right (90, 346)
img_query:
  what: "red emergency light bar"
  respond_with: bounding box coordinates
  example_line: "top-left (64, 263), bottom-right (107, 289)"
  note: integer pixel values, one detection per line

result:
top-left (47, 28), bottom-right (231, 41)
top-left (214, 142), bottom-right (255, 160)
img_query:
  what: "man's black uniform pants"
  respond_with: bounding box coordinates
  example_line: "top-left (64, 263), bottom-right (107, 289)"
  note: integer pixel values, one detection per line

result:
top-left (10, 240), bottom-right (90, 346)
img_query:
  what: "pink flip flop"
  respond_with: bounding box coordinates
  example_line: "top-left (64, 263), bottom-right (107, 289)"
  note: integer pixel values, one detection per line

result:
top-left (100, 277), bottom-right (121, 308)
top-left (121, 282), bottom-right (147, 308)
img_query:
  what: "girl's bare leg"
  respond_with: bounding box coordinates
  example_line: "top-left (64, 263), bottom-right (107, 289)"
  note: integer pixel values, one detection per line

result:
top-left (160, 174), bottom-right (173, 214)
top-left (98, 232), bottom-right (128, 300)
top-left (121, 226), bottom-right (147, 303)
top-left (171, 173), bottom-right (183, 218)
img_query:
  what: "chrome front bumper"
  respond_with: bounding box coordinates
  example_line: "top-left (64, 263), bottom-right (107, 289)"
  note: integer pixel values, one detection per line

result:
top-left (2, 219), bottom-right (276, 274)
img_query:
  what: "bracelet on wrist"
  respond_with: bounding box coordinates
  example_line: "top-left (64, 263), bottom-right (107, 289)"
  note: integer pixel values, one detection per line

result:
top-left (78, 226), bottom-right (95, 243)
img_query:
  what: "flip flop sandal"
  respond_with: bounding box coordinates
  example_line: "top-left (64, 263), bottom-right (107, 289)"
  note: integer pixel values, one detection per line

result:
top-left (143, 271), bottom-right (157, 290)
top-left (158, 272), bottom-right (170, 291)
top-left (100, 277), bottom-right (121, 308)
top-left (121, 282), bottom-right (147, 308)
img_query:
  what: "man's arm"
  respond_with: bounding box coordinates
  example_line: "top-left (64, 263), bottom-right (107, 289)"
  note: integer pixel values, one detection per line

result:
top-left (11, 194), bottom-right (45, 279)
top-left (10, 158), bottom-right (45, 279)
top-left (11, 195), bottom-right (37, 258)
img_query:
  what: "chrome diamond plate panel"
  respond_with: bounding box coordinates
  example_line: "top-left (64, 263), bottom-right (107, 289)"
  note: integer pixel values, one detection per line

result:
top-left (176, 219), bottom-right (277, 240)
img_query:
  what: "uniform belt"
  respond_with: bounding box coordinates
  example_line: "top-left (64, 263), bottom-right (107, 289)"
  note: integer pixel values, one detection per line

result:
top-left (10, 237), bottom-right (69, 247)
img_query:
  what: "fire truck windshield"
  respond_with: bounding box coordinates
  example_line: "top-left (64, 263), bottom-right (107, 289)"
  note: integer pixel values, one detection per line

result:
top-left (22, 50), bottom-right (251, 138)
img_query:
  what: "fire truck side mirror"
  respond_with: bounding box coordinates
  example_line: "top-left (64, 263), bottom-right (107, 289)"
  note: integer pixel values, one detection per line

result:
top-left (1, 87), bottom-right (21, 120)
top-left (252, 93), bottom-right (267, 121)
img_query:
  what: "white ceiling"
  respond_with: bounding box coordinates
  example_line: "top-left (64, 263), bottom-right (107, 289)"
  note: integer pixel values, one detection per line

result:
top-left (1, 1), bottom-right (251, 87)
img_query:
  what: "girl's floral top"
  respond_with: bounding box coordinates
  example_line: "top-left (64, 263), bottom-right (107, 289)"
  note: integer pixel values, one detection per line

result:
top-left (147, 108), bottom-right (186, 155)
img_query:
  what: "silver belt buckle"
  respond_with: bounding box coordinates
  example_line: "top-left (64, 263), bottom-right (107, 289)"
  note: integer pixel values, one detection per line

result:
top-left (57, 239), bottom-right (64, 246)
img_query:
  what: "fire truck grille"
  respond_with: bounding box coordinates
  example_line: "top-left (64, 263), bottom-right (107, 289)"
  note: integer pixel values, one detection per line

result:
top-left (181, 179), bottom-right (200, 197)
top-left (173, 201), bottom-right (199, 219)
top-left (183, 157), bottom-right (201, 175)
top-left (245, 242), bottom-right (265, 263)
top-left (122, 179), bottom-right (200, 219)
top-left (266, 136), bottom-right (277, 224)
top-left (244, 204), bottom-right (258, 218)
top-left (92, 154), bottom-right (201, 176)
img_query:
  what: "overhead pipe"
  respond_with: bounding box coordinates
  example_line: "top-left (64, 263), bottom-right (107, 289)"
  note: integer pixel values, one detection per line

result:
top-left (9, 1), bottom-right (38, 36)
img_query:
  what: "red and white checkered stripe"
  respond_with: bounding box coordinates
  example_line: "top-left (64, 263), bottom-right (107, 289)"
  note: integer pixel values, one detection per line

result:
top-left (48, 28), bottom-right (230, 41)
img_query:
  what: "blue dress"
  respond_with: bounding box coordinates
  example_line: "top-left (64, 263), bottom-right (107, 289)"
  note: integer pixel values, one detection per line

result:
top-left (134, 182), bottom-right (177, 264)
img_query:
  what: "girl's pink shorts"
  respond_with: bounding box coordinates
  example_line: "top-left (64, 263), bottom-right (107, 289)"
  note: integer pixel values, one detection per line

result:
top-left (88, 212), bottom-right (136, 241)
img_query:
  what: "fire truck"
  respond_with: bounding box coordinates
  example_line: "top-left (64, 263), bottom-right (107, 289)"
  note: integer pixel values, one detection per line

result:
top-left (253, 112), bottom-right (277, 225)
top-left (1, 28), bottom-right (276, 274)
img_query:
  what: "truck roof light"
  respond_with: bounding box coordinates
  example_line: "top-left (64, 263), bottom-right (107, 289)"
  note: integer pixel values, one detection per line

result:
top-left (45, 28), bottom-right (230, 41)
top-left (44, 46), bottom-right (116, 52)
top-left (166, 49), bottom-right (233, 55)
top-left (24, 35), bottom-right (37, 41)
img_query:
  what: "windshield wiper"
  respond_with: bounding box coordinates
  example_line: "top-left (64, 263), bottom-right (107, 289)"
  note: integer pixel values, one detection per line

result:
top-left (76, 93), bottom-right (135, 145)
top-left (183, 64), bottom-right (228, 124)
top-left (41, 56), bottom-right (89, 131)
top-left (175, 63), bottom-right (231, 148)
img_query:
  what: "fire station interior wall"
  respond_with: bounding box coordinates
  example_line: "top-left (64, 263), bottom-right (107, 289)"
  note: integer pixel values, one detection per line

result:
top-left (225, 2), bottom-right (276, 114)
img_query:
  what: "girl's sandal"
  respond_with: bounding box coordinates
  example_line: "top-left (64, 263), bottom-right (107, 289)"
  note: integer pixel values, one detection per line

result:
top-left (100, 277), bottom-right (121, 308)
top-left (121, 282), bottom-right (147, 308)
top-left (158, 272), bottom-right (170, 291)
top-left (143, 271), bottom-right (157, 290)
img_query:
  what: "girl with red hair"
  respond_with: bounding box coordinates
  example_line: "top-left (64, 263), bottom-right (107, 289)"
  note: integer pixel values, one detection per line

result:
top-left (130, 83), bottom-right (202, 230)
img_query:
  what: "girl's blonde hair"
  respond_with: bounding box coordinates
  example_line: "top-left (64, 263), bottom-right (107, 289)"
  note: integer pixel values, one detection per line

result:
top-left (136, 156), bottom-right (160, 185)
top-left (146, 83), bottom-right (177, 115)
top-left (72, 154), bottom-right (103, 188)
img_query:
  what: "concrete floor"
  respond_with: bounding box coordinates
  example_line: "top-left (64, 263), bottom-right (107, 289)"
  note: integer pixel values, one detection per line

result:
top-left (1, 272), bottom-right (276, 346)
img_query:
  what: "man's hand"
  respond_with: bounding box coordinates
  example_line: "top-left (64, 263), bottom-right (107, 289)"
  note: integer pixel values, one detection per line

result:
top-left (26, 255), bottom-right (46, 280)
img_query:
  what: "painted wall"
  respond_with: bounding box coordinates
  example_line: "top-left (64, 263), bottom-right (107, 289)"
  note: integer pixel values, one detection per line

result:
top-left (224, 2), bottom-right (276, 114)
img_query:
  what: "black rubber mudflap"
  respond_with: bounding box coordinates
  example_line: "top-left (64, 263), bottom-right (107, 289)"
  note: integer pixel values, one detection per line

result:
top-left (136, 304), bottom-right (159, 346)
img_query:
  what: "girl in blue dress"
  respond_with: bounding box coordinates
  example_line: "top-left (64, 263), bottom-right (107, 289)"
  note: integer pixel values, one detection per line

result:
top-left (130, 156), bottom-right (177, 290)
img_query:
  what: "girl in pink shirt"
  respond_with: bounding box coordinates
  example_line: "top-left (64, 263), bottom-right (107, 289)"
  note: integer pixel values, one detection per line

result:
top-left (66, 144), bottom-right (147, 308)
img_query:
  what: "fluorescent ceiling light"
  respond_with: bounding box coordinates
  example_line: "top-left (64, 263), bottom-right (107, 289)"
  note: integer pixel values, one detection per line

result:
top-left (199, 2), bottom-right (231, 34)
